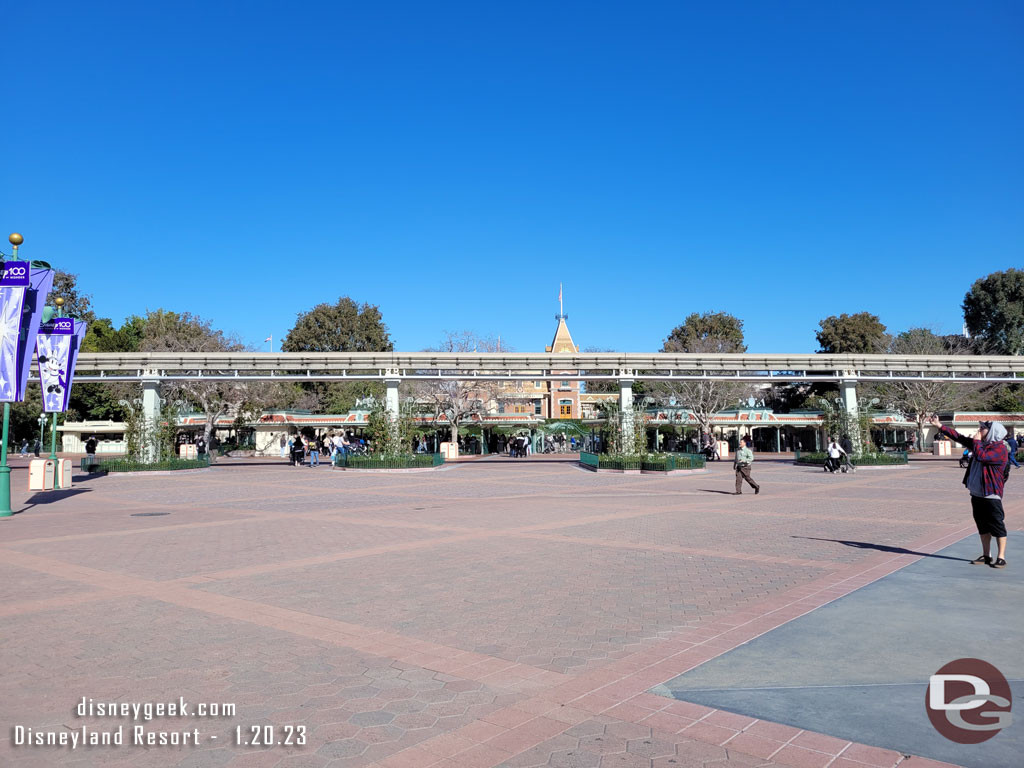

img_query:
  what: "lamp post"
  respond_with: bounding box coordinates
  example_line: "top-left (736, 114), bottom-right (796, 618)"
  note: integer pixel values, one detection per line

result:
top-left (0, 233), bottom-right (25, 517)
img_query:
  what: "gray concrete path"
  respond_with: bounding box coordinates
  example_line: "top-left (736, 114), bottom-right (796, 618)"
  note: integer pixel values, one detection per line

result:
top-left (655, 532), bottom-right (1023, 768)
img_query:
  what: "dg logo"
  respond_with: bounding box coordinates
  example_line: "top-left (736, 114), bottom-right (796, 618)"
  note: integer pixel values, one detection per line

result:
top-left (927, 658), bottom-right (1013, 743)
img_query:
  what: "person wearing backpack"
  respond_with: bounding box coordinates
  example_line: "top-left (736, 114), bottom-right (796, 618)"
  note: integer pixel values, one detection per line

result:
top-left (929, 416), bottom-right (1010, 569)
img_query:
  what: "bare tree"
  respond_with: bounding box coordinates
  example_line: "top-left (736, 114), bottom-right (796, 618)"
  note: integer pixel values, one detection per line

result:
top-left (655, 313), bottom-right (755, 434)
top-left (139, 310), bottom-right (275, 446)
top-left (879, 328), bottom-right (973, 446)
top-left (413, 331), bottom-right (507, 447)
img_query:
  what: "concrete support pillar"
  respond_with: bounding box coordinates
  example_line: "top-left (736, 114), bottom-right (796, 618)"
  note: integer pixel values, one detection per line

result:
top-left (384, 372), bottom-right (401, 449)
top-left (618, 371), bottom-right (635, 452)
top-left (384, 376), bottom-right (401, 421)
top-left (141, 374), bottom-right (162, 462)
top-left (839, 374), bottom-right (862, 455)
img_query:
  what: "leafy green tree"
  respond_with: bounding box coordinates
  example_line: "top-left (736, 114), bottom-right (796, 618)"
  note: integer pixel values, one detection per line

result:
top-left (281, 297), bottom-right (393, 413)
top-left (282, 297), bottom-right (392, 353)
top-left (963, 268), bottom-right (1024, 355)
top-left (664, 312), bottom-right (746, 353)
top-left (69, 316), bottom-right (148, 422)
top-left (815, 312), bottom-right (890, 354)
top-left (657, 312), bottom-right (754, 434)
top-left (82, 315), bottom-right (145, 354)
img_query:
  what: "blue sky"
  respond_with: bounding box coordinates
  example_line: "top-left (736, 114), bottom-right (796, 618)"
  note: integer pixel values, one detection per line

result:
top-left (4, 1), bottom-right (1022, 353)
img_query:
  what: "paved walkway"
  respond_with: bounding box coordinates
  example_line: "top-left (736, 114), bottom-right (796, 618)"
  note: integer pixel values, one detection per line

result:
top-left (0, 455), bottom-right (1018, 768)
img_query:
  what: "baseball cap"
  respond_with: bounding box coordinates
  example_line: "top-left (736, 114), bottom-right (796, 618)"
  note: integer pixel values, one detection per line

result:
top-left (980, 421), bottom-right (993, 430)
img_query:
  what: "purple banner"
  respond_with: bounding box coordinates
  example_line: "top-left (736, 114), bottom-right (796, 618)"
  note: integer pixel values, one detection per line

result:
top-left (0, 284), bottom-right (26, 402)
top-left (1, 263), bottom-right (54, 402)
top-left (15, 267), bottom-right (55, 401)
top-left (37, 318), bottom-right (85, 413)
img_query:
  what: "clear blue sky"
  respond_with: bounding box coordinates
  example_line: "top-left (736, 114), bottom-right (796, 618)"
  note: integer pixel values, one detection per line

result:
top-left (4, 1), bottom-right (1022, 353)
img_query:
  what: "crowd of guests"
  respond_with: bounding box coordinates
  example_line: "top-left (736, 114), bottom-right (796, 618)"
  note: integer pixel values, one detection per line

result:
top-left (279, 431), bottom-right (368, 467)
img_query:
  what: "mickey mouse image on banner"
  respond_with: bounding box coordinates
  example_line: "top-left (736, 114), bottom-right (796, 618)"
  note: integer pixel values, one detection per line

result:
top-left (35, 317), bottom-right (87, 413)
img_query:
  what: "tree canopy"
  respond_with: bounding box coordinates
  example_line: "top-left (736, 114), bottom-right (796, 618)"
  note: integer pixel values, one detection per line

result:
top-left (47, 270), bottom-right (96, 325)
top-left (280, 297), bottom-right (393, 413)
top-left (658, 312), bottom-right (752, 431)
top-left (282, 297), bottom-right (392, 352)
top-left (963, 268), bottom-right (1024, 355)
top-left (815, 312), bottom-right (890, 354)
top-left (663, 312), bottom-right (746, 353)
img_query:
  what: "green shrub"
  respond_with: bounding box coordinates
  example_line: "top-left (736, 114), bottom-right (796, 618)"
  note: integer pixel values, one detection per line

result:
top-left (580, 451), bottom-right (705, 472)
top-left (795, 451), bottom-right (907, 466)
top-left (333, 453), bottom-right (443, 469)
top-left (97, 455), bottom-right (211, 473)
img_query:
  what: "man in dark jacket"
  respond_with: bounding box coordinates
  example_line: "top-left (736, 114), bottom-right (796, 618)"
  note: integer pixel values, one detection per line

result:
top-left (930, 416), bottom-right (1009, 568)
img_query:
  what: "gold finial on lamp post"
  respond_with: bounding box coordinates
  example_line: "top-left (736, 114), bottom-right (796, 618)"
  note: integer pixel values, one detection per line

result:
top-left (8, 233), bottom-right (23, 257)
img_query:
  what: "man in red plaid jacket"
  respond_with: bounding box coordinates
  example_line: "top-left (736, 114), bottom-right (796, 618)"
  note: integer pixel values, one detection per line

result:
top-left (930, 416), bottom-right (1010, 568)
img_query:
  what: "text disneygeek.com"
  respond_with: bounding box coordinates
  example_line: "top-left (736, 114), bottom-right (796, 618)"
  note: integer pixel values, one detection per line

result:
top-left (11, 697), bottom-right (307, 749)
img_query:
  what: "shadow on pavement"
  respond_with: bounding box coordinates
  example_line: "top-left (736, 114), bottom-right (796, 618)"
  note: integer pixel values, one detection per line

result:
top-left (792, 536), bottom-right (970, 561)
top-left (16, 488), bottom-right (93, 514)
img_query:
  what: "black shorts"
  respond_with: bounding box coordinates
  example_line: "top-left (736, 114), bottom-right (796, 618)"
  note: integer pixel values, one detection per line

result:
top-left (970, 496), bottom-right (1007, 537)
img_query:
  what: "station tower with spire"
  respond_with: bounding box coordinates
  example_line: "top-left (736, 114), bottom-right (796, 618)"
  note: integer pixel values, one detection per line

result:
top-left (545, 286), bottom-right (580, 419)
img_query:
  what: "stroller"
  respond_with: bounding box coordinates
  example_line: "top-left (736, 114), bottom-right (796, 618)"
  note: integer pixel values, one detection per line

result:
top-left (959, 449), bottom-right (972, 469)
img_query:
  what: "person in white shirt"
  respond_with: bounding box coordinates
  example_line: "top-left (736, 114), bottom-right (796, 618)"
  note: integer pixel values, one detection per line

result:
top-left (826, 436), bottom-right (846, 473)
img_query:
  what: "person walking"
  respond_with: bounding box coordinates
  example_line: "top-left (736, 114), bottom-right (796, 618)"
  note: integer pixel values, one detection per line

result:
top-left (309, 436), bottom-right (320, 468)
top-left (279, 433), bottom-right (287, 459)
top-left (929, 416), bottom-right (1009, 568)
top-left (734, 437), bottom-right (760, 495)
top-left (1007, 431), bottom-right (1020, 469)
top-left (19, 438), bottom-right (29, 456)
top-left (825, 436), bottom-right (846, 473)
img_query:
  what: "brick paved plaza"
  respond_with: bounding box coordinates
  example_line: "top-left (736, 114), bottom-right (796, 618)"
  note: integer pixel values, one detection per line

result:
top-left (0, 455), bottom-right (1015, 768)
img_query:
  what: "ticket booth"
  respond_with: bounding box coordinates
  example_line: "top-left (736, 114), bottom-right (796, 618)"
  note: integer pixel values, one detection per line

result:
top-left (179, 443), bottom-right (198, 459)
top-left (440, 442), bottom-right (459, 459)
top-left (933, 440), bottom-right (952, 457)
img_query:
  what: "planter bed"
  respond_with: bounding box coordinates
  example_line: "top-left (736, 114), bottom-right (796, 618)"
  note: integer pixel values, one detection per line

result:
top-left (96, 456), bottom-right (212, 474)
top-left (580, 452), bottom-right (707, 474)
top-left (331, 453), bottom-right (445, 470)
top-left (794, 450), bottom-right (908, 467)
